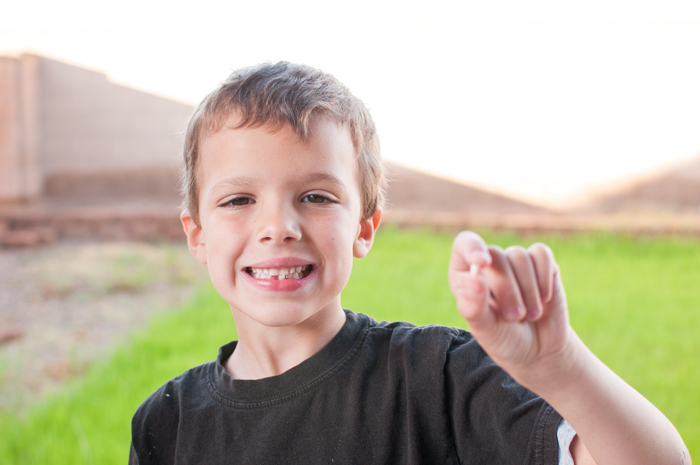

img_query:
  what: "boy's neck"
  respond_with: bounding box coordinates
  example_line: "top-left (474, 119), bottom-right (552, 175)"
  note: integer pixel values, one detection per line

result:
top-left (224, 305), bottom-right (347, 380)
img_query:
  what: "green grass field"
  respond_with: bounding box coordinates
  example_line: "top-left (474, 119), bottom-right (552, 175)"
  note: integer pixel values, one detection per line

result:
top-left (1, 228), bottom-right (698, 463)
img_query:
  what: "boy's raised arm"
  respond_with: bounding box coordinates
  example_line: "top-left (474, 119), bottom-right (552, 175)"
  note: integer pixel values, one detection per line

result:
top-left (448, 231), bottom-right (691, 465)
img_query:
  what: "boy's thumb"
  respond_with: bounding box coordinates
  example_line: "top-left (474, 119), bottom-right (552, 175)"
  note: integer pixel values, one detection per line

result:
top-left (448, 231), bottom-right (494, 330)
top-left (449, 271), bottom-right (494, 331)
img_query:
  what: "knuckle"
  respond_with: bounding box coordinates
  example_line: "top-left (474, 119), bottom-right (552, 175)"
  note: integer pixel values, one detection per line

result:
top-left (488, 244), bottom-right (504, 254)
top-left (528, 242), bottom-right (553, 257)
top-left (527, 244), bottom-right (552, 265)
top-left (504, 246), bottom-right (529, 266)
top-left (504, 245), bottom-right (527, 256)
top-left (488, 246), bottom-right (506, 265)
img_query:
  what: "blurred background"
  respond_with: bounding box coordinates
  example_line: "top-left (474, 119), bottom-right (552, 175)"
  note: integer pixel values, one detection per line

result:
top-left (3, 0), bottom-right (700, 214)
top-left (1, 1), bottom-right (699, 463)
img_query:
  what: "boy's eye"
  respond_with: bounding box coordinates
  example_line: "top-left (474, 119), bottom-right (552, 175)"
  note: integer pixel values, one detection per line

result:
top-left (221, 196), bottom-right (254, 207)
top-left (302, 194), bottom-right (333, 204)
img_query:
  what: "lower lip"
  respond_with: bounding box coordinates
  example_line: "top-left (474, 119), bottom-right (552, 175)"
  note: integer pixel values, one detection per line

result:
top-left (242, 267), bottom-right (315, 292)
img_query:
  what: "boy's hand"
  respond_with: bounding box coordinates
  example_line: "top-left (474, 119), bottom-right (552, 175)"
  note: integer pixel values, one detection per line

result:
top-left (449, 231), bottom-right (691, 465)
top-left (448, 231), bottom-right (574, 387)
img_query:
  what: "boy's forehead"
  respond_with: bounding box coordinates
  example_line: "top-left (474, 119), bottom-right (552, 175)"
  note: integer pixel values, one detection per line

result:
top-left (199, 113), bottom-right (356, 160)
top-left (196, 114), bottom-right (360, 183)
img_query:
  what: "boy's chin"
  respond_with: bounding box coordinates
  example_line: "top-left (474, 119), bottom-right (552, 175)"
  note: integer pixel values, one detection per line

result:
top-left (230, 303), bottom-right (343, 330)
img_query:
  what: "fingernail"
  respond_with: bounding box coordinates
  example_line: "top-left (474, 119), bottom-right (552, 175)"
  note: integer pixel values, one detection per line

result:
top-left (526, 307), bottom-right (541, 320)
top-left (505, 307), bottom-right (524, 320)
top-left (469, 264), bottom-right (480, 275)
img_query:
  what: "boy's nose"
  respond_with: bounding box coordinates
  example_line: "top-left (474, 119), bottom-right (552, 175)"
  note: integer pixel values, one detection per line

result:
top-left (256, 202), bottom-right (302, 244)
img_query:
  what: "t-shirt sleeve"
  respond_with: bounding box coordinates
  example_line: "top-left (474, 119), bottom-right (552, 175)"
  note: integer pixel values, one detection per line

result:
top-left (444, 330), bottom-right (563, 465)
top-left (129, 442), bottom-right (140, 465)
top-left (557, 419), bottom-right (577, 465)
top-left (130, 381), bottom-right (181, 465)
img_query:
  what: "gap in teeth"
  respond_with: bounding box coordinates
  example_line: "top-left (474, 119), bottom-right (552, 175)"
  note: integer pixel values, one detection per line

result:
top-left (248, 265), bottom-right (311, 280)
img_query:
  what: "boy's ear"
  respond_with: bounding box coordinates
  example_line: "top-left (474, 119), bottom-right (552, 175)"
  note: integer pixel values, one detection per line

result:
top-left (181, 210), bottom-right (208, 264)
top-left (353, 209), bottom-right (382, 258)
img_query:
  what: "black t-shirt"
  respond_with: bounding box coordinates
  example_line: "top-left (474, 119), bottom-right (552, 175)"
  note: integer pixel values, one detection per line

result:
top-left (130, 310), bottom-right (562, 464)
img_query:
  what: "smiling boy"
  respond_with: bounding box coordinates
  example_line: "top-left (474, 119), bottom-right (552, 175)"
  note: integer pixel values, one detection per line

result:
top-left (129, 62), bottom-right (690, 464)
top-left (185, 113), bottom-right (373, 379)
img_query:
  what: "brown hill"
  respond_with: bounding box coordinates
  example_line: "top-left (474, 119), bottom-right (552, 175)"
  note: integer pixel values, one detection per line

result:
top-left (581, 156), bottom-right (700, 214)
top-left (385, 163), bottom-right (548, 215)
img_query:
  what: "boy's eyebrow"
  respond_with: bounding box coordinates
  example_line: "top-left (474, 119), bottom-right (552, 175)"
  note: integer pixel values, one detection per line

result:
top-left (209, 176), bottom-right (257, 193)
top-left (208, 173), bottom-right (347, 194)
top-left (301, 172), bottom-right (347, 187)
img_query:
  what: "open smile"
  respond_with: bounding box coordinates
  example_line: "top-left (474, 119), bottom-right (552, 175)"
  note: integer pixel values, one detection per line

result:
top-left (245, 265), bottom-right (313, 280)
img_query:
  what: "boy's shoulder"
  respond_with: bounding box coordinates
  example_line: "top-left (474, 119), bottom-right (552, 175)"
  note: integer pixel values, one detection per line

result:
top-left (131, 360), bottom-right (213, 424)
top-left (130, 360), bottom-right (218, 464)
top-left (357, 309), bottom-right (469, 339)
top-left (361, 311), bottom-right (487, 363)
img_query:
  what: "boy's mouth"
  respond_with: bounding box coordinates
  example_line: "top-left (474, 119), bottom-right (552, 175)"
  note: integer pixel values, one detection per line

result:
top-left (245, 265), bottom-right (313, 280)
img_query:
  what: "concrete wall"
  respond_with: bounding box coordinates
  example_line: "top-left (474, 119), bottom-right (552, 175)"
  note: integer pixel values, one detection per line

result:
top-left (0, 57), bottom-right (20, 202)
top-left (36, 56), bottom-right (193, 175)
top-left (0, 54), bottom-right (194, 202)
top-left (0, 56), bottom-right (41, 202)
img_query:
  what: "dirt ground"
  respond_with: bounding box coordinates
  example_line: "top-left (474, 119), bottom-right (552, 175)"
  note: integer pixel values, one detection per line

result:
top-left (0, 240), bottom-right (209, 415)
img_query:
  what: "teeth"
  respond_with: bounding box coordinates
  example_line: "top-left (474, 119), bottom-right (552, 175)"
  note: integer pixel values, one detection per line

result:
top-left (248, 265), bottom-right (311, 280)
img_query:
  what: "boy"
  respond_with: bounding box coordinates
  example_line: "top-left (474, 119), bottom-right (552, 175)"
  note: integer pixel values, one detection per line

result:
top-left (130, 62), bottom-right (690, 464)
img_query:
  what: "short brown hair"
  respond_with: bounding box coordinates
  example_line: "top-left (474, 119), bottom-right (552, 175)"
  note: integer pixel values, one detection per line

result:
top-left (181, 61), bottom-right (386, 225)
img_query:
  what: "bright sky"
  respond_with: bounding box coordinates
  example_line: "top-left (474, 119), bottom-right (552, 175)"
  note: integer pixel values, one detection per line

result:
top-left (3, 1), bottom-right (700, 208)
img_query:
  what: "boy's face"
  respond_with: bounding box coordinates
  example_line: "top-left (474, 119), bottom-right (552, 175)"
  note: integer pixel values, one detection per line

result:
top-left (182, 115), bottom-right (380, 330)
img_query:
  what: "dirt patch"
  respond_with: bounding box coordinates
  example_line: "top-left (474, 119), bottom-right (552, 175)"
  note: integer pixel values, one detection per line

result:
top-left (0, 241), bottom-right (209, 415)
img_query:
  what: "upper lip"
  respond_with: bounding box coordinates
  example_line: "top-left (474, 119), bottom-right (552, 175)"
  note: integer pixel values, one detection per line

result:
top-left (244, 257), bottom-right (315, 269)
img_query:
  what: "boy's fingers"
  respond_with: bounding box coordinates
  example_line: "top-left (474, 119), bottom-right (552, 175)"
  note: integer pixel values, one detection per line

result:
top-left (527, 243), bottom-right (557, 303)
top-left (505, 246), bottom-right (543, 320)
top-left (449, 232), bottom-right (495, 328)
top-left (481, 246), bottom-right (526, 322)
top-left (449, 231), bottom-right (492, 273)
top-left (452, 272), bottom-right (494, 328)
